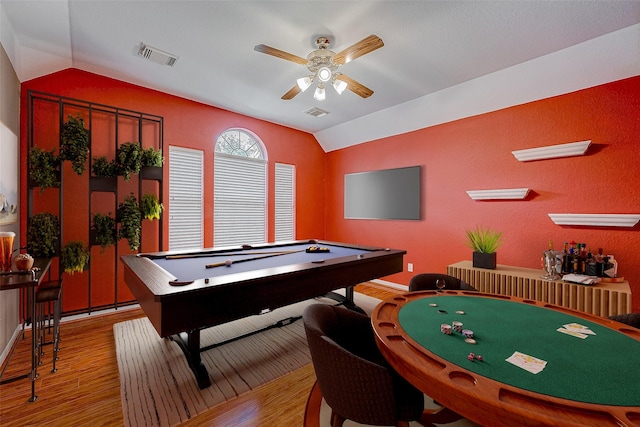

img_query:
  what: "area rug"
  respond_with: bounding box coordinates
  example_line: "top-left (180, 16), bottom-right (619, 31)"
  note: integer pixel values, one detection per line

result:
top-left (115, 292), bottom-right (380, 427)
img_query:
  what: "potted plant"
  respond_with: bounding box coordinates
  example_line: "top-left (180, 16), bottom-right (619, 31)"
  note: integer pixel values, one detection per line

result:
top-left (61, 241), bottom-right (90, 274)
top-left (28, 146), bottom-right (60, 191)
top-left (465, 226), bottom-right (503, 269)
top-left (92, 156), bottom-right (118, 178)
top-left (60, 114), bottom-right (90, 175)
top-left (92, 212), bottom-right (117, 252)
top-left (140, 193), bottom-right (163, 220)
top-left (116, 142), bottom-right (142, 180)
top-left (117, 194), bottom-right (142, 251)
top-left (141, 146), bottom-right (164, 168)
top-left (27, 212), bottom-right (60, 257)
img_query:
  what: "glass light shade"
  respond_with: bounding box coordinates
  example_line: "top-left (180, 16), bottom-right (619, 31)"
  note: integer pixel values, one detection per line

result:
top-left (317, 67), bottom-right (332, 82)
top-left (296, 76), bottom-right (312, 91)
top-left (333, 79), bottom-right (348, 95)
top-left (313, 85), bottom-right (326, 101)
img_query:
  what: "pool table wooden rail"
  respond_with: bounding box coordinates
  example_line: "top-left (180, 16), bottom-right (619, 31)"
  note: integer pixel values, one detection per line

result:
top-left (372, 291), bottom-right (640, 427)
top-left (122, 241), bottom-right (405, 338)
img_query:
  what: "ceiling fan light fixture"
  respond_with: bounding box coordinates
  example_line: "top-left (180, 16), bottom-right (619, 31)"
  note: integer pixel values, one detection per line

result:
top-left (296, 76), bottom-right (313, 91)
top-left (317, 66), bottom-right (332, 82)
top-left (333, 79), bottom-right (348, 95)
top-left (314, 84), bottom-right (326, 101)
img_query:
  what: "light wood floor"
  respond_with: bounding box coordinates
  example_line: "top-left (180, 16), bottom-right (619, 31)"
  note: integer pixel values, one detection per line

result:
top-left (0, 283), bottom-right (401, 426)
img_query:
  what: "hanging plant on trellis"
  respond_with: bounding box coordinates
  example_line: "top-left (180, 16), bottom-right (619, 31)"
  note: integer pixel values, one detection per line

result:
top-left (141, 146), bottom-right (164, 168)
top-left (92, 156), bottom-right (118, 178)
top-left (27, 212), bottom-right (60, 257)
top-left (92, 212), bottom-right (117, 252)
top-left (117, 194), bottom-right (142, 251)
top-left (116, 142), bottom-right (143, 180)
top-left (60, 114), bottom-right (89, 175)
top-left (28, 146), bottom-right (60, 192)
top-left (140, 194), bottom-right (163, 220)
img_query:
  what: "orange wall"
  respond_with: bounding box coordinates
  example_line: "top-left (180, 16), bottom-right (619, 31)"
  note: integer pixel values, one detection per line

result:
top-left (20, 69), bottom-right (326, 244)
top-left (19, 69), bottom-right (326, 311)
top-left (19, 70), bottom-right (640, 312)
top-left (325, 76), bottom-right (640, 310)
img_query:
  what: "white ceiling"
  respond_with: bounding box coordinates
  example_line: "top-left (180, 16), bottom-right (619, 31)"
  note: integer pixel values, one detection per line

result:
top-left (1, 1), bottom-right (639, 151)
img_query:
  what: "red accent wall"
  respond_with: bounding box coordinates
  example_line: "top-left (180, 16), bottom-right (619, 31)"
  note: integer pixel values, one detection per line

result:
top-left (19, 70), bottom-right (640, 313)
top-left (19, 69), bottom-right (326, 312)
top-left (325, 76), bottom-right (640, 311)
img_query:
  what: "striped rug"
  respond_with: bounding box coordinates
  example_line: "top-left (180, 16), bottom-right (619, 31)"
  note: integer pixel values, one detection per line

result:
top-left (114, 293), bottom-right (380, 427)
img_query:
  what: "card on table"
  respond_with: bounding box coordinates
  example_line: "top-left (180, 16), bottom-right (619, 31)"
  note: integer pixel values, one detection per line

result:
top-left (506, 351), bottom-right (547, 374)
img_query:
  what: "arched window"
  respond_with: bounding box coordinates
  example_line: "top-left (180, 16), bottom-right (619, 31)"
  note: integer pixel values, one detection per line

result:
top-left (214, 129), bottom-right (267, 247)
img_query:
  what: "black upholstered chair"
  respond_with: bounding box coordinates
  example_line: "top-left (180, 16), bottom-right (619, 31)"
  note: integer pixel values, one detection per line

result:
top-left (608, 312), bottom-right (640, 329)
top-left (303, 303), bottom-right (425, 427)
top-left (409, 273), bottom-right (477, 292)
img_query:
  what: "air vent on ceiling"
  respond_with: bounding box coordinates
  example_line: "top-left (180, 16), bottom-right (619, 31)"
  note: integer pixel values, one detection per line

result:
top-left (138, 43), bottom-right (178, 66)
top-left (304, 107), bottom-right (329, 117)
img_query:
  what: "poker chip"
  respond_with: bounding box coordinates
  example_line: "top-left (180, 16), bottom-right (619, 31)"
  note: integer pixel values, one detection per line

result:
top-left (465, 338), bottom-right (477, 344)
top-left (429, 303), bottom-right (438, 307)
top-left (455, 310), bottom-right (465, 315)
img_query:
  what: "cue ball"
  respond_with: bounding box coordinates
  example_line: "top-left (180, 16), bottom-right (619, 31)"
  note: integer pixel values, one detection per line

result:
top-left (225, 259), bottom-right (233, 266)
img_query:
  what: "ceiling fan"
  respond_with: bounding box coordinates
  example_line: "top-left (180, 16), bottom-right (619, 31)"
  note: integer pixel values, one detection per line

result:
top-left (254, 35), bottom-right (384, 101)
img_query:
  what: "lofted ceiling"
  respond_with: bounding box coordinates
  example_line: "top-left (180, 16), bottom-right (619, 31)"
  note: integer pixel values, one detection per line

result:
top-left (1, 1), bottom-right (639, 151)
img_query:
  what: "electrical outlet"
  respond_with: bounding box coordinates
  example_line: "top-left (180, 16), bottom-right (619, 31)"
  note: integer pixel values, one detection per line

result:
top-left (408, 263), bottom-right (413, 272)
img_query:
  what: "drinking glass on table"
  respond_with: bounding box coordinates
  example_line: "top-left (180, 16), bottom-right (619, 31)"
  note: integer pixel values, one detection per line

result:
top-left (436, 279), bottom-right (445, 293)
top-left (0, 231), bottom-right (15, 272)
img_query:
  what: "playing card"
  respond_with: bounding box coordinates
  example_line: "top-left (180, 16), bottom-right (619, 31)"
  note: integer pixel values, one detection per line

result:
top-left (506, 351), bottom-right (547, 374)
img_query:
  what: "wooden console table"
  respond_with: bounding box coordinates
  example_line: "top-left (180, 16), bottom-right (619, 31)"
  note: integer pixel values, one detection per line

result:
top-left (447, 260), bottom-right (631, 317)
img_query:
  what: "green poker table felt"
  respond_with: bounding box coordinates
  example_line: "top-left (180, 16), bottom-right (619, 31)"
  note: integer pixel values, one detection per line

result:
top-left (398, 295), bottom-right (640, 406)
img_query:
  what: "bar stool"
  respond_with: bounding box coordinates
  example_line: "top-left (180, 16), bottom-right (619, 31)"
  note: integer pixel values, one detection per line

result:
top-left (35, 280), bottom-right (62, 373)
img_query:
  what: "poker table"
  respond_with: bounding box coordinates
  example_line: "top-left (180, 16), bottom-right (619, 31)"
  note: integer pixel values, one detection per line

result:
top-left (372, 290), bottom-right (640, 427)
top-left (121, 239), bottom-right (405, 389)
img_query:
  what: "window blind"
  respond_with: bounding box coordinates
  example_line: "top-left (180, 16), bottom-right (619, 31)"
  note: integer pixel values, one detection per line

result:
top-left (214, 153), bottom-right (266, 247)
top-left (275, 163), bottom-right (295, 241)
top-left (168, 146), bottom-right (204, 250)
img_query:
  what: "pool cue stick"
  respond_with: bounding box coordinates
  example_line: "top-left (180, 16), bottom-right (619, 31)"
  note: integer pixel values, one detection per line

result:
top-left (166, 249), bottom-right (301, 260)
top-left (205, 249), bottom-right (306, 269)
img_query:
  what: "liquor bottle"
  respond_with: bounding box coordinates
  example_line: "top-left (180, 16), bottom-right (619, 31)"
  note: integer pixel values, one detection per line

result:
top-left (562, 242), bottom-right (571, 274)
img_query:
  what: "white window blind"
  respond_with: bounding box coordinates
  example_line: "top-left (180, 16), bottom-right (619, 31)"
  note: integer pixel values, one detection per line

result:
top-left (168, 146), bottom-right (204, 250)
top-left (275, 163), bottom-right (295, 241)
top-left (214, 153), bottom-right (267, 247)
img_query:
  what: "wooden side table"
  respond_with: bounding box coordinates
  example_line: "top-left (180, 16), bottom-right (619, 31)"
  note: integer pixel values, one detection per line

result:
top-left (0, 258), bottom-right (52, 402)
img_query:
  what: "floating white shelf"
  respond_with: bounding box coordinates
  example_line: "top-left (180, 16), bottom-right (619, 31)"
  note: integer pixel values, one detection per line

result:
top-left (512, 140), bottom-right (591, 162)
top-left (466, 188), bottom-right (530, 200)
top-left (548, 214), bottom-right (640, 227)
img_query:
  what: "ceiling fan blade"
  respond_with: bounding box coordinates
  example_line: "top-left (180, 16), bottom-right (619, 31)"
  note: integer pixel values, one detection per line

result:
top-left (335, 74), bottom-right (374, 98)
top-left (254, 44), bottom-right (308, 65)
top-left (333, 35), bottom-right (384, 65)
top-left (281, 84), bottom-right (302, 100)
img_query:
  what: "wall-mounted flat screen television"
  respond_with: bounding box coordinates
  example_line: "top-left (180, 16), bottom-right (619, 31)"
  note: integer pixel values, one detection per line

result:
top-left (344, 165), bottom-right (422, 220)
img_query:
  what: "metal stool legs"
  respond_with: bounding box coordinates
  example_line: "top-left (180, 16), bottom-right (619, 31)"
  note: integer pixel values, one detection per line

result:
top-left (35, 280), bottom-right (62, 373)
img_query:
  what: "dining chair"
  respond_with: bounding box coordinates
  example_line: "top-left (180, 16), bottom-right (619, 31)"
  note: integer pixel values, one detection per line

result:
top-left (409, 273), bottom-right (477, 292)
top-left (608, 312), bottom-right (640, 329)
top-left (303, 303), bottom-right (462, 427)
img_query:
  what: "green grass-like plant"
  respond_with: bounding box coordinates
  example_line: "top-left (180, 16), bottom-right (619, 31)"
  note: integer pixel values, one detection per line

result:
top-left (61, 241), bottom-right (90, 275)
top-left (465, 226), bottom-right (503, 254)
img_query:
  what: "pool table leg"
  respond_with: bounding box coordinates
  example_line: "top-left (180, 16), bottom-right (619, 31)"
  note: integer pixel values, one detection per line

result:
top-left (325, 286), bottom-right (366, 314)
top-left (171, 330), bottom-right (211, 389)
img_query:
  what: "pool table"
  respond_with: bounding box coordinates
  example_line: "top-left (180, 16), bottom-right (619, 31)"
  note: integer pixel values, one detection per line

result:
top-left (121, 239), bottom-right (405, 389)
top-left (372, 290), bottom-right (640, 427)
